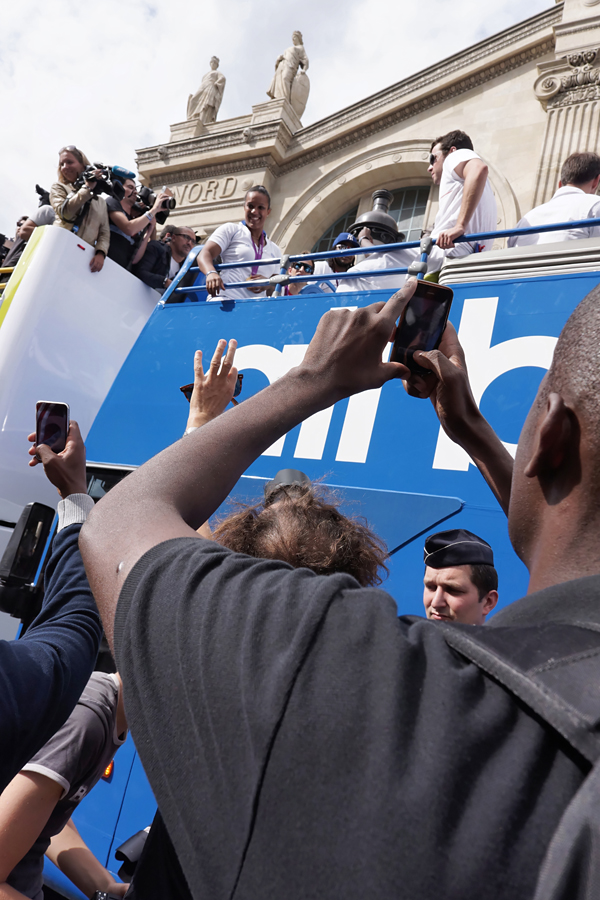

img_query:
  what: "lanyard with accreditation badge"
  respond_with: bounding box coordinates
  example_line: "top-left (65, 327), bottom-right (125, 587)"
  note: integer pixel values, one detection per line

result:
top-left (242, 221), bottom-right (266, 276)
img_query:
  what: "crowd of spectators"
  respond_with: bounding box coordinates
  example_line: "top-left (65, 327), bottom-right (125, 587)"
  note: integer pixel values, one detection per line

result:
top-left (14, 276), bottom-right (592, 899)
top-left (3, 129), bottom-right (600, 896)
top-left (2, 135), bottom-right (600, 302)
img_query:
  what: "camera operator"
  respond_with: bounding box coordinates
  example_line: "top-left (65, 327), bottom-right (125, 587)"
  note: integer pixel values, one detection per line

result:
top-left (106, 178), bottom-right (171, 270)
top-left (50, 146), bottom-right (110, 273)
top-left (132, 226), bottom-right (197, 294)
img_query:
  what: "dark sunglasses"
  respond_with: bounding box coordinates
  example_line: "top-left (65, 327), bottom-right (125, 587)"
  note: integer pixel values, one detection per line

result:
top-left (429, 153), bottom-right (436, 166)
top-left (59, 145), bottom-right (79, 154)
top-left (292, 262), bottom-right (314, 274)
top-left (180, 372), bottom-right (243, 405)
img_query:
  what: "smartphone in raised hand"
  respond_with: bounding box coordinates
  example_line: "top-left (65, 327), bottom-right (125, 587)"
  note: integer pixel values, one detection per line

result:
top-left (390, 281), bottom-right (454, 375)
top-left (35, 401), bottom-right (70, 453)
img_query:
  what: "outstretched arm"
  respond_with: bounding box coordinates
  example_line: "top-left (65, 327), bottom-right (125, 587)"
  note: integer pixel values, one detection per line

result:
top-left (197, 240), bottom-right (225, 296)
top-left (403, 322), bottom-right (513, 514)
top-left (80, 281), bottom-right (417, 650)
top-left (0, 424), bottom-right (100, 793)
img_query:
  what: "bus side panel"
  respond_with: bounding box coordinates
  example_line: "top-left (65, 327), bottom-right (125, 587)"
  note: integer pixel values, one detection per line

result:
top-left (0, 226), bottom-right (158, 529)
top-left (86, 270), bottom-right (597, 614)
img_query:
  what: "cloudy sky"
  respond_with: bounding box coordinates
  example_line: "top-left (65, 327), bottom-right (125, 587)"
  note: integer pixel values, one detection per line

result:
top-left (1, 0), bottom-right (553, 236)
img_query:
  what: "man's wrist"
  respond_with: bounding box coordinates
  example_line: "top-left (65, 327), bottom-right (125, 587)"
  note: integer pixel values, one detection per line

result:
top-left (446, 405), bottom-right (491, 451)
top-left (282, 364), bottom-right (343, 413)
top-left (58, 481), bottom-right (89, 499)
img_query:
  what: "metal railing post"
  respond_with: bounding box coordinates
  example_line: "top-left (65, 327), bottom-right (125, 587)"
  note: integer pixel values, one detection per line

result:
top-left (272, 254), bottom-right (289, 298)
top-left (406, 236), bottom-right (432, 280)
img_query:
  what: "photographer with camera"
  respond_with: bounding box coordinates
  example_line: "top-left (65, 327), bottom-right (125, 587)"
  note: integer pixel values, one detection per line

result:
top-left (132, 226), bottom-right (197, 294)
top-left (106, 178), bottom-right (172, 270)
top-left (50, 146), bottom-right (110, 273)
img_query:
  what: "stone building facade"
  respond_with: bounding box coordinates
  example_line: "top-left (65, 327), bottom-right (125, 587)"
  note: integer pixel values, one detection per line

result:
top-left (136, 0), bottom-right (600, 253)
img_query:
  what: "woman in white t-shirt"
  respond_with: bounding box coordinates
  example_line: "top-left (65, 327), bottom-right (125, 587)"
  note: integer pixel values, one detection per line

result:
top-left (197, 186), bottom-right (282, 300)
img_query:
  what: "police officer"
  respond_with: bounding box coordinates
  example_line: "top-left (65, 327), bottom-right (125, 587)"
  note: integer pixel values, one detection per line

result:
top-left (422, 528), bottom-right (498, 624)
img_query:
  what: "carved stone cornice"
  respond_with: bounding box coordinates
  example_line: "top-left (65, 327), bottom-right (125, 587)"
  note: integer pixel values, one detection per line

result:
top-left (136, 120), bottom-right (282, 167)
top-left (296, 4), bottom-right (561, 147)
top-left (280, 39), bottom-right (554, 176)
top-left (148, 155), bottom-right (281, 189)
top-left (534, 48), bottom-right (600, 107)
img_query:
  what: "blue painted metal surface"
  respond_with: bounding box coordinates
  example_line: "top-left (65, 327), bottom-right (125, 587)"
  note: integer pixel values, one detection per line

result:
top-left (45, 242), bottom-right (600, 894)
top-left (86, 268), bottom-right (600, 614)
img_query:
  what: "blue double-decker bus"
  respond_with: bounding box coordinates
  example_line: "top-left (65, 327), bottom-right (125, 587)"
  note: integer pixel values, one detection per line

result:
top-left (0, 221), bottom-right (599, 894)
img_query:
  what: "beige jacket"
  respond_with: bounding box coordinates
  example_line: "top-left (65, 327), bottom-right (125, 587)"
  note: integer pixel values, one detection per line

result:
top-left (50, 181), bottom-right (110, 256)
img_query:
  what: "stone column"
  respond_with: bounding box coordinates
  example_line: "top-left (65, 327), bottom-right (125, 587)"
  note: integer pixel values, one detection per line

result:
top-left (532, 0), bottom-right (600, 206)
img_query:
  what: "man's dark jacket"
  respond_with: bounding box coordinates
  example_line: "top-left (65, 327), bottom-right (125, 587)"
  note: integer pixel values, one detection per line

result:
top-left (0, 524), bottom-right (101, 791)
top-left (132, 240), bottom-right (172, 290)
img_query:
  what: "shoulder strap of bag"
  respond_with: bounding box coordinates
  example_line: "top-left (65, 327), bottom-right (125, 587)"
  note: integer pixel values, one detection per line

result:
top-left (433, 619), bottom-right (600, 764)
top-left (60, 191), bottom-right (92, 230)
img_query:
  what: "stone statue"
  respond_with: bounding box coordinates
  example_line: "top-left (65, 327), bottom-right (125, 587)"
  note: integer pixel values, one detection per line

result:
top-left (267, 31), bottom-right (310, 117)
top-left (187, 57), bottom-right (226, 124)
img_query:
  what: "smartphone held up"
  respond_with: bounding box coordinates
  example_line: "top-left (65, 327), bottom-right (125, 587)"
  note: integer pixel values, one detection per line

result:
top-left (391, 281), bottom-right (454, 375)
top-left (35, 401), bottom-right (70, 454)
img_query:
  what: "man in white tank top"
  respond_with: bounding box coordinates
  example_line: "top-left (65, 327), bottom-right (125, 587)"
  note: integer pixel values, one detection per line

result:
top-left (339, 129), bottom-right (497, 292)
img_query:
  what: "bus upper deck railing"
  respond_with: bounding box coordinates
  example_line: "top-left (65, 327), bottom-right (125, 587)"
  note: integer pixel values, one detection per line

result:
top-left (163, 216), bottom-right (600, 303)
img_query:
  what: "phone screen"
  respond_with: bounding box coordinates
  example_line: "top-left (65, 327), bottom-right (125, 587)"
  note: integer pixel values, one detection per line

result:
top-left (36, 402), bottom-right (70, 453)
top-left (391, 283), bottom-right (453, 374)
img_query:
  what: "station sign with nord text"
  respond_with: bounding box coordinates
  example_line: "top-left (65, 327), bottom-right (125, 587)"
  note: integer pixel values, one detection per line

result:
top-left (167, 176), bottom-right (241, 207)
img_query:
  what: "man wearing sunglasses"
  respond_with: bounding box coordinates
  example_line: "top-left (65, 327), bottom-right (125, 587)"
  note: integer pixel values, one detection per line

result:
top-left (426, 130), bottom-right (496, 259)
top-left (342, 130), bottom-right (496, 292)
top-left (132, 226), bottom-right (197, 294)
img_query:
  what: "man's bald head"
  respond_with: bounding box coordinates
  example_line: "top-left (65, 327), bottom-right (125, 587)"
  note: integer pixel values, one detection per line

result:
top-left (509, 285), bottom-right (600, 581)
top-left (545, 285), bottom-right (600, 422)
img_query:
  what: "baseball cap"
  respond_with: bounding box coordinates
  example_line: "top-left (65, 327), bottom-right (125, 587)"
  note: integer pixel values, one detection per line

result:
top-left (332, 232), bottom-right (359, 249)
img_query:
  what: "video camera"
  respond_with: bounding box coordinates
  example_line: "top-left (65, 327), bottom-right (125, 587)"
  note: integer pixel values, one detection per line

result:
top-left (74, 163), bottom-right (136, 201)
top-left (0, 502), bottom-right (55, 628)
top-left (35, 184), bottom-right (51, 208)
top-left (133, 184), bottom-right (176, 225)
